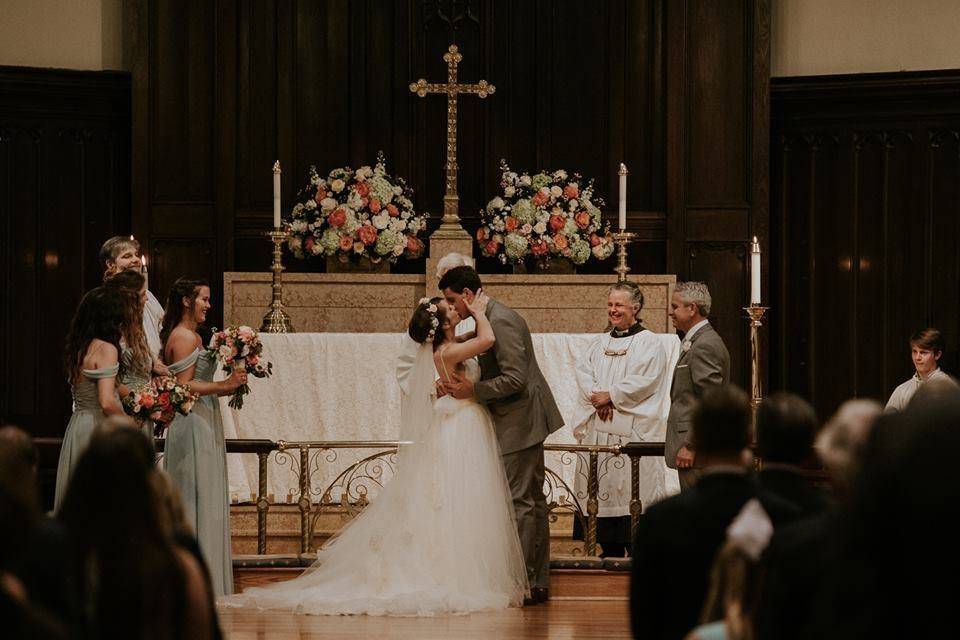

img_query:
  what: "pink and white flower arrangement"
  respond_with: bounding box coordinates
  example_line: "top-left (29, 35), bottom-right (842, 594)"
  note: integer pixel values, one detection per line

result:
top-left (284, 152), bottom-right (427, 265)
top-left (123, 378), bottom-right (198, 437)
top-left (208, 325), bottom-right (273, 410)
top-left (477, 160), bottom-right (616, 267)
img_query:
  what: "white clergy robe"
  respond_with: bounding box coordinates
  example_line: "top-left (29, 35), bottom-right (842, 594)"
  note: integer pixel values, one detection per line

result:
top-left (572, 329), bottom-right (681, 516)
top-left (144, 289), bottom-right (165, 359)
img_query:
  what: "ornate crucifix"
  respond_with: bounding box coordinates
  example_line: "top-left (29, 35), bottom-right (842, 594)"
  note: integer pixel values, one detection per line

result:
top-left (410, 44), bottom-right (495, 234)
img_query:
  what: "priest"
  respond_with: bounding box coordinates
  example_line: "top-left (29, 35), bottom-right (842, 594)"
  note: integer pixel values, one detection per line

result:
top-left (572, 281), bottom-right (680, 556)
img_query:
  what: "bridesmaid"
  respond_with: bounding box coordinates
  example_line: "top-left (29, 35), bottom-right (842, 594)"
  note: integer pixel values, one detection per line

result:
top-left (105, 269), bottom-right (167, 438)
top-left (160, 278), bottom-right (246, 596)
top-left (54, 287), bottom-right (128, 511)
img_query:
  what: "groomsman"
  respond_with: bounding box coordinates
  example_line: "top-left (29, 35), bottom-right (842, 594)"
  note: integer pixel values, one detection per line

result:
top-left (99, 236), bottom-right (165, 358)
top-left (665, 282), bottom-right (730, 491)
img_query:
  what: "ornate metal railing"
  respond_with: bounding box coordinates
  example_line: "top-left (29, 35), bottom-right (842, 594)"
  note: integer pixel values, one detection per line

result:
top-left (34, 437), bottom-right (666, 558)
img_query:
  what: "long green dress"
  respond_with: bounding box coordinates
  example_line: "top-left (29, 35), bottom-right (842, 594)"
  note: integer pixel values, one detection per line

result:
top-left (54, 364), bottom-right (119, 512)
top-left (163, 347), bottom-right (233, 595)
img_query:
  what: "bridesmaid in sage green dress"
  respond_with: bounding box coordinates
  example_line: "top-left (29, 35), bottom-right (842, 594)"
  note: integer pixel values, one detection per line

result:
top-left (160, 278), bottom-right (246, 596)
top-left (55, 287), bottom-right (128, 511)
top-left (104, 269), bottom-right (169, 438)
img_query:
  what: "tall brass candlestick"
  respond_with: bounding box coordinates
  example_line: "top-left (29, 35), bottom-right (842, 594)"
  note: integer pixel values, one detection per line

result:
top-left (261, 229), bottom-right (294, 333)
top-left (612, 230), bottom-right (637, 282)
top-left (744, 304), bottom-right (768, 442)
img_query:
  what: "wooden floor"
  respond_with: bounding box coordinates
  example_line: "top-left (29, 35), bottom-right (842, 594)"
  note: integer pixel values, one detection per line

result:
top-left (219, 598), bottom-right (632, 639)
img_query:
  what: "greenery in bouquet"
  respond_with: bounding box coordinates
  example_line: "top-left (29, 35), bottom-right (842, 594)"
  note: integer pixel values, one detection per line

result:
top-left (476, 160), bottom-right (616, 267)
top-left (284, 151), bottom-right (427, 265)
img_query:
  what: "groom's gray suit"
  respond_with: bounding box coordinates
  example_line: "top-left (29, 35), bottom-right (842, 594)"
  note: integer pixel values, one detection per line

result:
top-left (474, 298), bottom-right (564, 590)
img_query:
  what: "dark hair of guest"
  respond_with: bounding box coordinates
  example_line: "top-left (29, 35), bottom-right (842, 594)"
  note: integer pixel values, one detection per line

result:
top-left (58, 426), bottom-right (187, 639)
top-left (438, 265), bottom-right (482, 294)
top-left (64, 287), bottom-right (125, 384)
top-left (160, 278), bottom-right (209, 351)
top-left (692, 385), bottom-right (751, 456)
top-left (756, 392), bottom-right (818, 465)
top-left (408, 297), bottom-right (450, 350)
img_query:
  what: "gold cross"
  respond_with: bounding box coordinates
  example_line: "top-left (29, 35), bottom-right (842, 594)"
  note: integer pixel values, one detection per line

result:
top-left (410, 44), bottom-right (495, 232)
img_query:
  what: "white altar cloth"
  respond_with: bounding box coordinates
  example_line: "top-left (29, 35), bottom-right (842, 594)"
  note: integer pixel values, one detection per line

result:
top-left (220, 332), bottom-right (676, 507)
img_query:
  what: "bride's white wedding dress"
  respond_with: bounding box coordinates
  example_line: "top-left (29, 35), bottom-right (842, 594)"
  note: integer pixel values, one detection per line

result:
top-left (220, 352), bottom-right (528, 616)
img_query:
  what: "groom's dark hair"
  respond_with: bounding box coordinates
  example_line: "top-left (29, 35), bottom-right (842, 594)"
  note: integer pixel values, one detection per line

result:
top-left (438, 265), bottom-right (482, 294)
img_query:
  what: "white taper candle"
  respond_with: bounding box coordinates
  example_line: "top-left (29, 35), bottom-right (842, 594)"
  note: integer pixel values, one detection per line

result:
top-left (273, 160), bottom-right (282, 228)
top-left (750, 236), bottom-right (761, 304)
top-left (618, 163), bottom-right (628, 231)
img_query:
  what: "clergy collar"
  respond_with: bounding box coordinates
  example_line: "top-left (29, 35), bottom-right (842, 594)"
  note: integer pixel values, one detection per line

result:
top-left (610, 321), bottom-right (644, 338)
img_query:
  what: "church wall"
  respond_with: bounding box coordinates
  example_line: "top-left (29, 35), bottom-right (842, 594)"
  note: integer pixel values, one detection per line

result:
top-left (0, 0), bottom-right (125, 71)
top-left (769, 71), bottom-right (960, 418)
top-left (772, 0), bottom-right (960, 77)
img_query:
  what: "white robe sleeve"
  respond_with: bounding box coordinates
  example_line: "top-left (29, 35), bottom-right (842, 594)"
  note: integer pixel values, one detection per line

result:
top-left (602, 332), bottom-right (671, 438)
top-left (571, 338), bottom-right (603, 441)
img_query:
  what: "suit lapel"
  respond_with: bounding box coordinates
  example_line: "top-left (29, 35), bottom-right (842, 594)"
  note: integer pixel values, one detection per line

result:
top-left (675, 323), bottom-right (713, 366)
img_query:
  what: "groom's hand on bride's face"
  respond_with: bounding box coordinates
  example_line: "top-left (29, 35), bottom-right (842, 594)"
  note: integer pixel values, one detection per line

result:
top-left (443, 372), bottom-right (475, 399)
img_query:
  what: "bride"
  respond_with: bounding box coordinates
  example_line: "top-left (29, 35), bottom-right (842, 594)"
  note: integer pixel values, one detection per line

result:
top-left (221, 290), bottom-right (529, 615)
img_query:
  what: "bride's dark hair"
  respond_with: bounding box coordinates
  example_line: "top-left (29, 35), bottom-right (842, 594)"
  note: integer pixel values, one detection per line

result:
top-left (408, 297), bottom-right (449, 349)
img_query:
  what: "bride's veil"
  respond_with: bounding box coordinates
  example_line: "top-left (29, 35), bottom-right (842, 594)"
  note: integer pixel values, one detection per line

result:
top-left (396, 338), bottom-right (436, 462)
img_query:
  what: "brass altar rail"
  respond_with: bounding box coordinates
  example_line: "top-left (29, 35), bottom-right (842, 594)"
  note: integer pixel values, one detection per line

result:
top-left (33, 437), bottom-right (666, 558)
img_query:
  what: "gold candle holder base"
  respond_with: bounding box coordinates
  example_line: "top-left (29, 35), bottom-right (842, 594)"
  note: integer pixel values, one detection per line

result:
top-left (743, 304), bottom-right (768, 443)
top-left (261, 228), bottom-right (294, 333)
top-left (612, 230), bottom-right (637, 282)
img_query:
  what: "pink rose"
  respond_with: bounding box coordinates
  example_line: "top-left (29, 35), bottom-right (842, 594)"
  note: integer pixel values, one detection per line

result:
top-left (358, 225), bottom-right (378, 245)
top-left (484, 239), bottom-right (501, 256)
top-left (504, 216), bottom-right (518, 231)
top-left (248, 355), bottom-right (259, 366)
top-left (328, 207), bottom-right (347, 228)
top-left (406, 236), bottom-right (425, 256)
top-left (589, 233), bottom-right (602, 247)
top-left (355, 182), bottom-right (371, 198)
top-left (563, 183), bottom-right (579, 199)
top-left (314, 188), bottom-right (327, 203)
top-left (532, 189), bottom-right (550, 207)
top-left (549, 215), bottom-right (566, 233)
top-left (338, 235), bottom-right (354, 251)
top-left (304, 236), bottom-right (315, 252)
top-left (386, 204), bottom-right (399, 217)
top-left (553, 234), bottom-right (569, 250)
top-left (531, 239), bottom-right (548, 256)
top-left (141, 393), bottom-right (155, 409)
top-left (476, 227), bottom-right (489, 243)
top-left (575, 211), bottom-right (591, 230)
top-left (369, 198), bottom-right (382, 214)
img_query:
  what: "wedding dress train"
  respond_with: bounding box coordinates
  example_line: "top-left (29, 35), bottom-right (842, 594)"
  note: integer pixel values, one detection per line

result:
top-left (220, 356), bottom-right (528, 615)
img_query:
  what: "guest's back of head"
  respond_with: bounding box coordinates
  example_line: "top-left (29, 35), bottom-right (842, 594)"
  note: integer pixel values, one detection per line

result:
top-left (756, 393), bottom-right (818, 465)
top-left (0, 425), bottom-right (41, 570)
top-left (692, 386), bottom-right (750, 459)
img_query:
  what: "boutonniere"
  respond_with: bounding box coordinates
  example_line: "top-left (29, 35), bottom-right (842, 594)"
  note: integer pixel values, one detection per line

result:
top-left (682, 340), bottom-right (692, 352)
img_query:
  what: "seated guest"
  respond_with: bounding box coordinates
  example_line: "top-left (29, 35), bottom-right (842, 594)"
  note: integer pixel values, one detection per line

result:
top-left (686, 500), bottom-right (774, 640)
top-left (755, 399), bottom-right (881, 640)
top-left (0, 426), bottom-right (77, 629)
top-left (59, 421), bottom-right (215, 640)
top-left (755, 392), bottom-right (828, 515)
top-left (573, 281), bottom-right (679, 556)
top-left (885, 327), bottom-right (957, 412)
top-left (807, 395), bottom-right (960, 638)
top-left (0, 426), bottom-right (71, 639)
top-left (100, 235), bottom-right (165, 359)
top-left (630, 386), bottom-right (800, 640)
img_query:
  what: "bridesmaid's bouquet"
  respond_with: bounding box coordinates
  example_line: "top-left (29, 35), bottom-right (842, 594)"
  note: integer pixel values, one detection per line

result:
top-left (123, 378), bottom-right (199, 437)
top-left (208, 325), bottom-right (273, 410)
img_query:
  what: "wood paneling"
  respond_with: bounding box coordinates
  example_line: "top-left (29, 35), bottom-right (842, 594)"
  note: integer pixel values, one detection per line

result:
top-left (0, 67), bottom-right (130, 436)
top-left (128, 0), bottom-right (768, 388)
top-left (771, 71), bottom-right (960, 419)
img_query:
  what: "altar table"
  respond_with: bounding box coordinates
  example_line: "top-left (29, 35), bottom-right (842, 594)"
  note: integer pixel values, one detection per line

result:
top-left (220, 332), bottom-right (677, 505)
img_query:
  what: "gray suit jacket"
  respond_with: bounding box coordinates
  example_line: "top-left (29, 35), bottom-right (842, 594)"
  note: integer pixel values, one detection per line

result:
top-left (664, 323), bottom-right (730, 468)
top-left (474, 299), bottom-right (564, 455)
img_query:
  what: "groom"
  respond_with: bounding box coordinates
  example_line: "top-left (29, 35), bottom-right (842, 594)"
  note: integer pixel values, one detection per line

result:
top-left (439, 266), bottom-right (564, 604)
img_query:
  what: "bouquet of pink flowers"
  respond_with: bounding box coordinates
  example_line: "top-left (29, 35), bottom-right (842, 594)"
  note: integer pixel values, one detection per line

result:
top-left (122, 377), bottom-right (199, 437)
top-left (284, 151), bottom-right (428, 266)
top-left (477, 160), bottom-right (616, 268)
top-left (208, 325), bottom-right (273, 410)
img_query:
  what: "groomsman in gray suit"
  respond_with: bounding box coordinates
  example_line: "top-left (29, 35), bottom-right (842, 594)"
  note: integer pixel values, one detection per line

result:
top-left (440, 266), bottom-right (564, 604)
top-left (665, 282), bottom-right (731, 490)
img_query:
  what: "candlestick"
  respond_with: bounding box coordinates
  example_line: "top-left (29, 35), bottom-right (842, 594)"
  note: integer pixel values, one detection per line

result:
top-left (261, 229), bottom-right (294, 333)
top-left (750, 236), bottom-right (761, 304)
top-left (273, 160), bottom-right (282, 229)
top-left (612, 230), bottom-right (637, 282)
top-left (744, 304), bottom-right (768, 444)
top-left (618, 163), bottom-right (628, 231)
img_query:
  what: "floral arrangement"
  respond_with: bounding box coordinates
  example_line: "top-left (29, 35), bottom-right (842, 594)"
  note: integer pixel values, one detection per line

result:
top-left (122, 378), bottom-right (198, 437)
top-left (477, 161), bottom-right (616, 267)
top-left (208, 325), bottom-right (273, 410)
top-left (284, 152), bottom-right (427, 265)
top-left (417, 297), bottom-right (440, 343)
